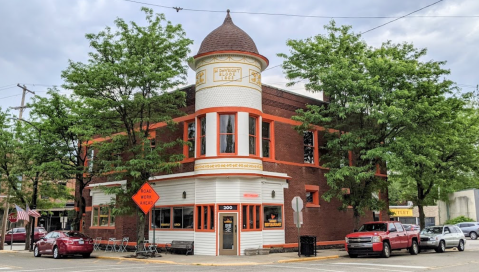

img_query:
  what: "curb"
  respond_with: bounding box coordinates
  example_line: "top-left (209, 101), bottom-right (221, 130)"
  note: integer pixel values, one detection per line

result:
top-left (277, 255), bottom-right (340, 263)
top-left (95, 256), bottom-right (176, 264)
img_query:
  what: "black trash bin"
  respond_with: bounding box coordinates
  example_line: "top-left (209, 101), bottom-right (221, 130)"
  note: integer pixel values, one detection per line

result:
top-left (300, 235), bottom-right (317, 256)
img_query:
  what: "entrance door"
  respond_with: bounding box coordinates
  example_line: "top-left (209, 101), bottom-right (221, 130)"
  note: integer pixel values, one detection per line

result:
top-left (219, 213), bottom-right (237, 255)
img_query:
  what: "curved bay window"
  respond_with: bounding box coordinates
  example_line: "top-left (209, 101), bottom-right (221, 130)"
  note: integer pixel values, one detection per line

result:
top-left (219, 114), bottom-right (236, 154)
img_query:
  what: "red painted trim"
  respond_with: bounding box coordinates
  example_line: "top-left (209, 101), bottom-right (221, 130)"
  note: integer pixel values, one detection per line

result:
top-left (195, 107), bottom-right (262, 117)
top-left (217, 113), bottom-right (238, 156)
top-left (195, 204), bottom-right (215, 232)
top-left (263, 240), bottom-right (345, 248)
top-left (193, 50), bottom-right (269, 67)
top-left (149, 205), bottom-right (195, 231)
top-left (197, 115), bottom-right (206, 158)
top-left (216, 203), bottom-right (240, 256)
top-left (90, 226), bottom-right (115, 230)
top-left (240, 203), bottom-right (262, 231)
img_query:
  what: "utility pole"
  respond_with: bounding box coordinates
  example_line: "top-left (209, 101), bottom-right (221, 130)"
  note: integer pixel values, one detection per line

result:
top-left (11, 84), bottom-right (35, 120)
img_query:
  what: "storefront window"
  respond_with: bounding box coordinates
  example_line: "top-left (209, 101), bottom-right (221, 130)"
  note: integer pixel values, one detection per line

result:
top-left (152, 208), bottom-right (171, 228)
top-left (173, 207), bottom-right (194, 229)
top-left (196, 205), bottom-right (215, 231)
top-left (263, 205), bottom-right (282, 228)
top-left (242, 204), bottom-right (261, 230)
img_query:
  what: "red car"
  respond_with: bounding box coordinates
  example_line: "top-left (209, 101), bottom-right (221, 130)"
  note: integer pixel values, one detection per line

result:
top-left (34, 231), bottom-right (94, 259)
top-left (3, 227), bottom-right (47, 245)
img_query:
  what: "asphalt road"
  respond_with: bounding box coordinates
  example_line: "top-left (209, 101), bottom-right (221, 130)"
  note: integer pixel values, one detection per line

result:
top-left (1, 239), bottom-right (479, 271)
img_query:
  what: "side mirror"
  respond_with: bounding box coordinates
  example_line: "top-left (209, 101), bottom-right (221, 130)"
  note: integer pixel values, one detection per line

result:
top-left (41, 237), bottom-right (47, 240)
top-left (353, 229), bottom-right (358, 232)
top-left (389, 228), bottom-right (397, 233)
top-left (444, 231), bottom-right (450, 234)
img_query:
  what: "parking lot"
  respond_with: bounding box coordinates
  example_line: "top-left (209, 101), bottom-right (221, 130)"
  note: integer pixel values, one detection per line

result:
top-left (1, 239), bottom-right (479, 271)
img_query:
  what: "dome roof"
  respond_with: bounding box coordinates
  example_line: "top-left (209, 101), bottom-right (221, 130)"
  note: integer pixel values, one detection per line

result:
top-left (196, 10), bottom-right (259, 56)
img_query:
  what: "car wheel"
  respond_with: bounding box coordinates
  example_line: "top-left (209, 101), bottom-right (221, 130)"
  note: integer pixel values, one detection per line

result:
top-left (53, 246), bottom-right (61, 259)
top-left (381, 242), bottom-right (391, 258)
top-left (435, 240), bottom-right (446, 253)
top-left (82, 253), bottom-right (91, 258)
top-left (458, 240), bottom-right (465, 251)
top-left (34, 246), bottom-right (41, 257)
top-left (409, 240), bottom-right (419, 255)
top-left (470, 232), bottom-right (478, 240)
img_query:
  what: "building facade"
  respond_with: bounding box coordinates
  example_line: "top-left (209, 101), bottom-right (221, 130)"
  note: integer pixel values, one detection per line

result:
top-left (80, 11), bottom-right (386, 256)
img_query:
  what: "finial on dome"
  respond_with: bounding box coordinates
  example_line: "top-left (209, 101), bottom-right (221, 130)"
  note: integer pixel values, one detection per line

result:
top-left (224, 9), bottom-right (232, 23)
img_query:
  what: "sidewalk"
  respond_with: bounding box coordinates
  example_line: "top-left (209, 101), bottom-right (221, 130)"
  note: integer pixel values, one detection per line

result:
top-left (1, 245), bottom-right (344, 266)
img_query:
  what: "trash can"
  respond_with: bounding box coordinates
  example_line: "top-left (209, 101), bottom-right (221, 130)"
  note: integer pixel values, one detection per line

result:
top-left (300, 235), bottom-right (317, 256)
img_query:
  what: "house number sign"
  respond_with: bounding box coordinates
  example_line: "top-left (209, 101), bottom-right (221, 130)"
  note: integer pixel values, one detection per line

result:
top-left (219, 205), bottom-right (237, 210)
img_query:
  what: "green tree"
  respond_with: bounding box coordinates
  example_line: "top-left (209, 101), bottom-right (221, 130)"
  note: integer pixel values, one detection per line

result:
top-left (279, 21), bottom-right (459, 227)
top-left (61, 8), bottom-right (193, 252)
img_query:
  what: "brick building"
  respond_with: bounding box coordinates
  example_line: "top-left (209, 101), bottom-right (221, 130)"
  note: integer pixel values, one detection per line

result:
top-left (79, 10), bottom-right (386, 256)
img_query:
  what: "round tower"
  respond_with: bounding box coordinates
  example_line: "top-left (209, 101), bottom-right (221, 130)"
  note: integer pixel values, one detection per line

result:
top-left (190, 10), bottom-right (269, 175)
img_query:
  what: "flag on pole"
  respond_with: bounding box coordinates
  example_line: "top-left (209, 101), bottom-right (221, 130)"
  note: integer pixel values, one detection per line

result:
top-left (14, 204), bottom-right (30, 222)
top-left (26, 203), bottom-right (41, 218)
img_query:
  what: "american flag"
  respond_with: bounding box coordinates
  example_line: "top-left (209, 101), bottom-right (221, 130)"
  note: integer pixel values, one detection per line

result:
top-left (26, 204), bottom-right (41, 218)
top-left (14, 204), bottom-right (29, 222)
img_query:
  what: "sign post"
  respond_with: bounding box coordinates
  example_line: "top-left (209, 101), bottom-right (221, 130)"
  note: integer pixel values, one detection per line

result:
top-left (7, 212), bottom-right (17, 251)
top-left (291, 196), bottom-right (303, 257)
top-left (132, 183), bottom-right (160, 253)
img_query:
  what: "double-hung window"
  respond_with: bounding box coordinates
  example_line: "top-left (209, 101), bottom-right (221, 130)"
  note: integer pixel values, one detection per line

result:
top-left (185, 121), bottom-right (195, 158)
top-left (92, 206), bottom-right (115, 227)
top-left (303, 131), bottom-right (314, 164)
top-left (219, 114), bottom-right (236, 154)
top-left (262, 122), bottom-right (272, 158)
top-left (249, 116), bottom-right (258, 155)
top-left (198, 116), bottom-right (206, 156)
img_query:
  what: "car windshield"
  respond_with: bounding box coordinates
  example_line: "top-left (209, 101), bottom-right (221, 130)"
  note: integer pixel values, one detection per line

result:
top-left (358, 223), bottom-right (387, 232)
top-left (421, 227), bottom-right (443, 234)
top-left (64, 231), bottom-right (87, 238)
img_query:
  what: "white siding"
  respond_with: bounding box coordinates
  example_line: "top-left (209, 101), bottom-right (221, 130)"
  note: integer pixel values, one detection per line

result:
top-left (194, 232), bottom-right (216, 255)
top-left (240, 179), bottom-right (262, 203)
top-left (91, 191), bottom-right (115, 206)
top-left (196, 178), bottom-right (216, 204)
top-left (263, 230), bottom-right (285, 245)
top-left (216, 178), bottom-right (240, 203)
top-left (148, 231), bottom-right (194, 244)
top-left (237, 112), bottom-right (249, 156)
top-left (151, 180), bottom-right (195, 206)
top-left (240, 231), bottom-right (263, 255)
top-left (261, 180), bottom-right (284, 204)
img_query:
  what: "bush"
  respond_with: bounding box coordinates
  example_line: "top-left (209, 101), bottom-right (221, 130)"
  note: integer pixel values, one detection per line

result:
top-left (445, 216), bottom-right (475, 225)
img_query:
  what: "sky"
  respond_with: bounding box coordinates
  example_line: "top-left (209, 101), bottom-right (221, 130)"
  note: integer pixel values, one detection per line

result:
top-left (0, 0), bottom-right (478, 119)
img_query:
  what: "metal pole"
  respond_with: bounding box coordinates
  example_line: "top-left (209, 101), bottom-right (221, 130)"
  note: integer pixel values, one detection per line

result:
top-left (297, 198), bottom-right (300, 257)
top-left (152, 206), bottom-right (155, 248)
top-left (10, 221), bottom-right (13, 250)
top-left (136, 206), bottom-right (139, 253)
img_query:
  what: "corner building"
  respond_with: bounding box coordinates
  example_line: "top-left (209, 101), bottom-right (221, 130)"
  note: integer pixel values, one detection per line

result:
top-left (82, 11), bottom-right (387, 255)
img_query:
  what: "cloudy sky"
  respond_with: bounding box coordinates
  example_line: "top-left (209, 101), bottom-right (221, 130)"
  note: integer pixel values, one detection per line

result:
top-left (1, 0), bottom-right (478, 118)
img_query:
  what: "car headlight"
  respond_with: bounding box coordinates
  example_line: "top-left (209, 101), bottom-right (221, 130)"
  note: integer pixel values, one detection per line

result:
top-left (372, 236), bottom-right (382, 243)
top-left (345, 237), bottom-right (349, 244)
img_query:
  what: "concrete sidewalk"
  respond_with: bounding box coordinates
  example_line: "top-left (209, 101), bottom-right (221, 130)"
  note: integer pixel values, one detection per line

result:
top-left (1, 245), bottom-right (344, 266)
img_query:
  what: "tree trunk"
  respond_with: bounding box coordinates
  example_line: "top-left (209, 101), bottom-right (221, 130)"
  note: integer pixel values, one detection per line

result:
top-left (0, 196), bottom-right (9, 250)
top-left (353, 208), bottom-right (361, 231)
top-left (418, 203), bottom-right (426, 230)
top-left (74, 174), bottom-right (86, 231)
top-left (24, 221), bottom-right (31, 250)
top-left (136, 212), bottom-right (146, 256)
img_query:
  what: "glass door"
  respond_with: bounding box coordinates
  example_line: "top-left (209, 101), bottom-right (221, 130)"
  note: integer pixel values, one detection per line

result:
top-left (219, 213), bottom-right (237, 255)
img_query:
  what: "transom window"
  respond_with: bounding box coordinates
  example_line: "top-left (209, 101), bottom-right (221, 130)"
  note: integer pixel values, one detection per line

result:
top-left (219, 114), bottom-right (236, 154)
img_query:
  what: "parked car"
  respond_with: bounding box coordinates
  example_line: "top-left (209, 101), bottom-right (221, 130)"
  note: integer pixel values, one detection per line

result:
top-left (34, 231), bottom-right (94, 259)
top-left (419, 225), bottom-right (465, 252)
top-left (456, 222), bottom-right (479, 240)
top-left (345, 221), bottom-right (420, 258)
top-left (403, 224), bottom-right (420, 232)
top-left (2, 227), bottom-right (47, 245)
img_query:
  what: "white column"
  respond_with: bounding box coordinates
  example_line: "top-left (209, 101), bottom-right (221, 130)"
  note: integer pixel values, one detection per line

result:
top-left (206, 112), bottom-right (217, 156)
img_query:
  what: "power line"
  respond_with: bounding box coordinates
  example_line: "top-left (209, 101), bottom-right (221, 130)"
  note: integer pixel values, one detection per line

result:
top-left (123, 0), bottom-right (478, 19)
top-left (360, 0), bottom-right (443, 34)
top-left (0, 86), bottom-right (17, 92)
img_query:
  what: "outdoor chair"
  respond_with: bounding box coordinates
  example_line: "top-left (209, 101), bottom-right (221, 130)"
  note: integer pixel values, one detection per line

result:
top-left (93, 237), bottom-right (102, 251)
top-left (105, 238), bottom-right (116, 252)
top-left (119, 237), bottom-right (129, 252)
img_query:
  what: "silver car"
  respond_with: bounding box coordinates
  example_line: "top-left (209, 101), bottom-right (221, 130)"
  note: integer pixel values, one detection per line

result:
top-left (456, 222), bottom-right (479, 240)
top-left (419, 225), bottom-right (466, 253)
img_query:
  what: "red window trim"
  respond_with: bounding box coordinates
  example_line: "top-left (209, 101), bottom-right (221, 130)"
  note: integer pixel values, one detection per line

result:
top-left (92, 205), bottom-right (114, 227)
top-left (305, 185), bottom-right (320, 207)
top-left (183, 120), bottom-right (195, 160)
top-left (242, 204), bottom-right (262, 231)
top-left (149, 205), bottom-right (195, 231)
top-left (197, 115), bottom-right (206, 157)
top-left (262, 120), bottom-right (274, 159)
top-left (248, 115), bottom-right (260, 156)
top-left (217, 113), bottom-right (238, 155)
top-left (195, 204), bottom-right (215, 232)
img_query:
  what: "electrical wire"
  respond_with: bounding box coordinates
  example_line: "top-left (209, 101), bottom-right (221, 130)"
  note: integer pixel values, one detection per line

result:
top-left (123, 0), bottom-right (478, 19)
top-left (360, 0), bottom-right (443, 34)
top-left (0, 86), bottom-right (17, 92)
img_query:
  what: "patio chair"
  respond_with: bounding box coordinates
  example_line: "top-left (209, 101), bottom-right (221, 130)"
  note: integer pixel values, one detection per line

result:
top-left (105, 238), bottom-right (116, 252)
top-left (93, 237), bottom-right (102, 251)
top-left (119, 237), bottom-right (129, 252)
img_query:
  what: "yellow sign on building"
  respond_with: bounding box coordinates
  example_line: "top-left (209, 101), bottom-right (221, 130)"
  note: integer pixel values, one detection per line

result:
top-left (390, 208), bottom-right (413, 217)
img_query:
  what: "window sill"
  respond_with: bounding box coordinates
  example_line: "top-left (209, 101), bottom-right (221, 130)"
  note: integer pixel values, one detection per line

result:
top-left (242, 229), bottom-right (262, 232)
top-left (194, 229), bottom-right (215, 232)
top-left (306, 204), bottom-right (321, 208)
top-left (149, 228), bottom-right (194, 231)
top-left (90, 226), bottom-right (115, 230)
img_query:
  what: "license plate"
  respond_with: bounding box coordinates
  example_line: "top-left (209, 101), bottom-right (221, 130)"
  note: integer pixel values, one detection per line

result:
top-left (79, 240), bottom-right (84, 244)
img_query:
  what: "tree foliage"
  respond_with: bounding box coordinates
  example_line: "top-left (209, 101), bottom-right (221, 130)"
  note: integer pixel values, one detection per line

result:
top-left (61, 8), bottom-right (193, 249)
top-left (279, 21), bottom-right (468, 226)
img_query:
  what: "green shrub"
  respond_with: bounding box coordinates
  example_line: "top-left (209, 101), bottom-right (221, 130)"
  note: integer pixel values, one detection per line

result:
top-left (445, 216), bottom-right (475, 225)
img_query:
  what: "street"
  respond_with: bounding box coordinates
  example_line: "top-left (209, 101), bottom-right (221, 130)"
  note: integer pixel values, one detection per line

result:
top-left (1, 239), bottom-right (479, 271)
